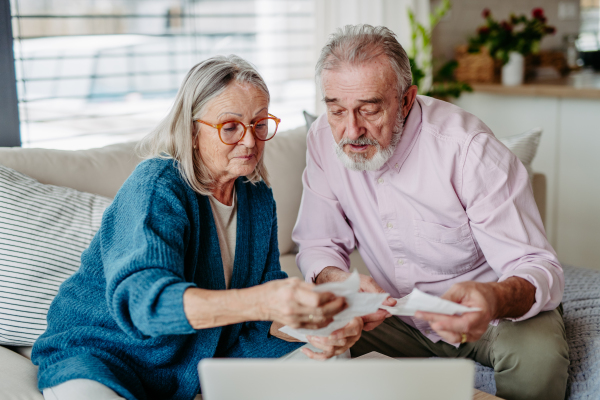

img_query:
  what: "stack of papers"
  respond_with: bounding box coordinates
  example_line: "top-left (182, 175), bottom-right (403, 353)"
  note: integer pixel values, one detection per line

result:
top-left (279, 272), bottom-right (481, 343)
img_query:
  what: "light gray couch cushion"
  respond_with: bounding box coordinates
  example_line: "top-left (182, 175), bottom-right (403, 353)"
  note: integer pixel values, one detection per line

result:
top-left (263, 126), bottom-right (308, 255)
top-left (0, 142), bottom-right (142, 199)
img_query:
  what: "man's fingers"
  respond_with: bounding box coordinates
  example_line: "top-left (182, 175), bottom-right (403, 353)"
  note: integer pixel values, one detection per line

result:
top-left (382, 297), bottom-right (397, 307)
top-left (295, 317), bottom-right (334, 330)
top-left (329, 318), bottom-right (362, 340)
top-left (362, 309), bottom-right (388, 324)
top-left (301, 347), bottom-right (332, 360)
top-left (436, 329), bottom-right (462, 344)
top-left (308, 335), bottom-right (348, 347)
top-left (306, 336), bottom-right (336, 353)
top-left (414, 311), bottom-right (457, 323)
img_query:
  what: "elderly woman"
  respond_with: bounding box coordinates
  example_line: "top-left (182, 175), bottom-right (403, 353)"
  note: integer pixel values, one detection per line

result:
top-left (32, 55), bottom-right (363, 400)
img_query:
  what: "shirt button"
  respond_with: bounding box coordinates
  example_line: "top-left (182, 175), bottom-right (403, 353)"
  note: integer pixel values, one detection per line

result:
top-left (395, 163), bottom-right (399, 169)
top-left (377, 178), bottom-right (384, 184)
top-left (387, 222), bottom-right (393, 229)
top-left (397, 259), bottom-right (404, 265)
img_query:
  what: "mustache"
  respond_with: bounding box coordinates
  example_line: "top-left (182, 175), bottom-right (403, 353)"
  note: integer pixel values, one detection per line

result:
top-left (338, 137), bottom-right (380, 147)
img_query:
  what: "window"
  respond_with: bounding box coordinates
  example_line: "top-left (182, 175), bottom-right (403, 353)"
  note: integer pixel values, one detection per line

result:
top-left (11, 0), bottom-right (315, 149)
top-left (579, 0), bottom-right (600, 51)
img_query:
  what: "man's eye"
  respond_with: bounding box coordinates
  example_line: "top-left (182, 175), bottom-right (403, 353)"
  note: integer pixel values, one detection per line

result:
top-left (361, 109), bottom-right (379, 115)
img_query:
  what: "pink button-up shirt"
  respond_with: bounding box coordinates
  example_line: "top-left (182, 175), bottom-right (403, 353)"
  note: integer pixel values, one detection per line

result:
top-left (292, 95), bottom-right (564, 343)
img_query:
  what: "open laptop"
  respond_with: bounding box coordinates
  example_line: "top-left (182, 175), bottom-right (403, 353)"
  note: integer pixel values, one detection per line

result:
top-left (198, 354), bottom-right (474, 400)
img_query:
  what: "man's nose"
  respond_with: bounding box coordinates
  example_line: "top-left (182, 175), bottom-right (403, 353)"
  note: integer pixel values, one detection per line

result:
top-left (345, 112), bottom-right (364, 140)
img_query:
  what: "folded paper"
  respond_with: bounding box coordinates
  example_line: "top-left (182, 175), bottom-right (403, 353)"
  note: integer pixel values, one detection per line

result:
top-left (279, 271), bottom-right (388, 342)
top-left (380, 288), bottom-right (481, 316)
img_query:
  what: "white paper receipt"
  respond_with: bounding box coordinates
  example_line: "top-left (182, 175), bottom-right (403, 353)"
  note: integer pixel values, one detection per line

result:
top-left (279, 271), bottom-right (388, 342)
top-left (380, 288), bottom-right (481, 316)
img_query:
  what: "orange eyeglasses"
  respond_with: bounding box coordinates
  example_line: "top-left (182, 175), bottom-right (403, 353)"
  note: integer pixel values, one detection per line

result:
top-left (196, 113), bottom-right (281, 145)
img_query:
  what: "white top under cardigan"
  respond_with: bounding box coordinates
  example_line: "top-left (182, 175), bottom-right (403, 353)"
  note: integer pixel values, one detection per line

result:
top-left (208, 189), bottom-right (237, 289)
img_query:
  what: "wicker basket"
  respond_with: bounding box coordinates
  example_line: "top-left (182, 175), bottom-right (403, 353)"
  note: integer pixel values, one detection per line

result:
top-left (454, 45), bottom-right (499, 83)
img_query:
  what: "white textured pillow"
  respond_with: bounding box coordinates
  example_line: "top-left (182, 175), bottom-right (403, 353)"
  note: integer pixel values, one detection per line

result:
top-left (498, 128), bottom-right (542, 180)
top-left (0, 165), bottom-right (111, 345)
top-left (263, 126), bottom-right (308, 255)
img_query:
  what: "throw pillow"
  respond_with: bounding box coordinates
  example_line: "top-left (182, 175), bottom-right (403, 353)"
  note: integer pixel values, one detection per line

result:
top-left (498, 127), bottom-right (542, 180)
top-left (303, 111), bottom-right (318, 132)
top-left (0, 165), bottom-right (111, 346)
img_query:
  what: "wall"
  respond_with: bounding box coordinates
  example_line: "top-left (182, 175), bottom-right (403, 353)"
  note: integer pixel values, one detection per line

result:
top-left (431, 0), bottom-right (581, 65)
top-left (454, 93), bottom-right (600, 271)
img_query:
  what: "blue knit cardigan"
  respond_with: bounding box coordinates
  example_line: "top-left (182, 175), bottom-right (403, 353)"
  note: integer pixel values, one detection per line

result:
top-left (31, 158), bottom-right (303, 400)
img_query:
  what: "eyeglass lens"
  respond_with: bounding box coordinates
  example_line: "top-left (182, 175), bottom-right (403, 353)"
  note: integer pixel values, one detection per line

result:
top-left (221, 118), bottom-right (278, 144)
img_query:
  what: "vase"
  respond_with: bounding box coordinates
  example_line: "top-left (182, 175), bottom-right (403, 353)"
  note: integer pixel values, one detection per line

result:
top-left (501, 52), bottom-right (525, 86)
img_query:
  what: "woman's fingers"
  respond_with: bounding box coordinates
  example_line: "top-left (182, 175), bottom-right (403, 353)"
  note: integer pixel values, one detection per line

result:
top-left (294, 286), bottom-right (336, 307)
top-left (317, 296), bottom-right (347, 319)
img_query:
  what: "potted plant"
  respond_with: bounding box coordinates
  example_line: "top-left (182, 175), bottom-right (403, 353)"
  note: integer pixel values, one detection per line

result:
top-left (408, 0), bottom-right (472, 99)
top-left (468, 8), bottom-right (556, 86)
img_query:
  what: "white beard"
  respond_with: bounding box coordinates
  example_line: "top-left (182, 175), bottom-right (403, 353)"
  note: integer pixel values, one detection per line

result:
top-left (334, 113), bottom-right (404, 172)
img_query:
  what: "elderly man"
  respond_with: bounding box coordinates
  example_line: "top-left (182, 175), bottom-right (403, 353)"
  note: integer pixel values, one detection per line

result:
top-left (292, 24), bottom-right (569, 400)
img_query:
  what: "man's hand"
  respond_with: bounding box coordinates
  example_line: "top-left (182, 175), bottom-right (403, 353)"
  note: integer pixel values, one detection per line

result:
top-left (415, 277), bottom-right (536, 343)
top-left (315, 267), bottom-right (396, 331)
top-left (302, 317), bottom-right (364, 360)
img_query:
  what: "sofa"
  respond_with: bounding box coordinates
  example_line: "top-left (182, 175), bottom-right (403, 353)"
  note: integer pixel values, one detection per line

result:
top-left (0, 124), bottom-right (598, 400)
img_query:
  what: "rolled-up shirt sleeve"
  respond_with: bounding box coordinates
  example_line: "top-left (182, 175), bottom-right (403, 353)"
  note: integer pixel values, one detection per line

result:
top-left (292, 126), bottom-right (355, 283)
top-left (461, 132), bottom-right (564, 321)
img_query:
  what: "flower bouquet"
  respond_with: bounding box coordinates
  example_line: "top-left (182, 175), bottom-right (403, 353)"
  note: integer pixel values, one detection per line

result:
top-left (468, 7), bottom-right (556, 65)
top-left (466, 8), bottom-right (556, 85)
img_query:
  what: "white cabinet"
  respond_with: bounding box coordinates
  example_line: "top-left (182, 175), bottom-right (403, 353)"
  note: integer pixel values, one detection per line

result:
top-left (454, 92), bottom-right (600, 270)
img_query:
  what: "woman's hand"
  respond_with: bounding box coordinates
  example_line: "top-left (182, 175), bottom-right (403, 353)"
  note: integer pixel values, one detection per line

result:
top-left (302, 317), bottom-right (364, 360)
top-left (261, 278), bottom-right (347, 330)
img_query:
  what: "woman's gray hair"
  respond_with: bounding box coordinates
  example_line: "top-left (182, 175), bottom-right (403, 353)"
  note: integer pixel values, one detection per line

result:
top-left (315, 24), bottom-right (412, 96)
top-left (137, 55), bottom-right (270, 196)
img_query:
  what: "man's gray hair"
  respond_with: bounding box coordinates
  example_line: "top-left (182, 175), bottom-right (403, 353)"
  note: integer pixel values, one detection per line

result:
top-left (315, 24), bottom-right (412, 95)
top-left (137, 55), bottom-right (270, 196)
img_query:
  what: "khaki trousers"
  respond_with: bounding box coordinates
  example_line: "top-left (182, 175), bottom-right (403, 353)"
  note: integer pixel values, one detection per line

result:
top-left (350, 307), bottom-right (569, 400)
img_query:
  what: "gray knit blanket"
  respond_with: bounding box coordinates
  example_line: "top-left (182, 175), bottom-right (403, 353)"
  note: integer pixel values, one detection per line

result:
top-left (474, 265), bottom-right (600, 399)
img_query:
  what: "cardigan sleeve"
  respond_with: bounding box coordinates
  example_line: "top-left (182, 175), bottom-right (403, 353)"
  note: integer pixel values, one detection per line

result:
top-left (100, 163), bottom-right (197, 339)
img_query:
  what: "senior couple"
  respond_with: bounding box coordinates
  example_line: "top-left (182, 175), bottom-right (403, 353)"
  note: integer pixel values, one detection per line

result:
top-left (32, 25), bottom-right (568, 400)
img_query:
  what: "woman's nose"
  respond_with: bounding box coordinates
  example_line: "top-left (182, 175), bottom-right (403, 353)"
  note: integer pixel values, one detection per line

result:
top-left (239, 126), bottom-right (256, 148)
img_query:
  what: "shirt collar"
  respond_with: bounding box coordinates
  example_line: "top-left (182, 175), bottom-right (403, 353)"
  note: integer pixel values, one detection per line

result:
top-left (385, 96), bottom-right (423, 174)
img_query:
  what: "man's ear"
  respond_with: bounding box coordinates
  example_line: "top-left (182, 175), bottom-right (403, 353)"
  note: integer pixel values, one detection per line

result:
top-left (401, 85), bottom-right (419, 119)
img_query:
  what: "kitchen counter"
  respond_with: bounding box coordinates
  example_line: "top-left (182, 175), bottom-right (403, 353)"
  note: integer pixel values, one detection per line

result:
top-left (471, 71), bottom-right (600, 99)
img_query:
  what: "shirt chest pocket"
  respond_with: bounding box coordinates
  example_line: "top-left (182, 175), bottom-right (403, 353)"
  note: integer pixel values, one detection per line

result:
top-left (413, 219), bottom-right (479, 276)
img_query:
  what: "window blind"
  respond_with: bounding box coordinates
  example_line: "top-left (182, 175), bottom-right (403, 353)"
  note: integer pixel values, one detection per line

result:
top-left (10, 0), bottom-right (316, 149)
